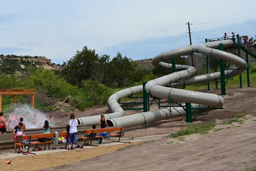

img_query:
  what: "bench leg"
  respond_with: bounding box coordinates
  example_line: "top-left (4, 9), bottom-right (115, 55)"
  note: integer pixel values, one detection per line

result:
top-left (27, 137), bottom-right (36, 155)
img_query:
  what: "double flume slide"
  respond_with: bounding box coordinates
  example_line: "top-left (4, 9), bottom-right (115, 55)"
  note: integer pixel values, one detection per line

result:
top-left (77, 39), bottom-right (246, 128)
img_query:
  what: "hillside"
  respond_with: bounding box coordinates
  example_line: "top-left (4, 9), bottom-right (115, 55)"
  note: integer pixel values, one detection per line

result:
top-left (0, 54), bottom-right (62, 74)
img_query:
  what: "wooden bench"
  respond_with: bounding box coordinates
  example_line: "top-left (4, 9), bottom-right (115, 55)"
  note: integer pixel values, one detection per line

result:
top-left (80, 127), bottom-right (124, 145)
top-left (16, 132), bottom-right (68, 154)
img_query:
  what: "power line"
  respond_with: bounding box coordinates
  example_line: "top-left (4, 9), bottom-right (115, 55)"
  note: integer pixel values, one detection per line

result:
top-left (191, 27), bottom-right (203, 43)
top-left (170, 29), bottom-right (188, 50)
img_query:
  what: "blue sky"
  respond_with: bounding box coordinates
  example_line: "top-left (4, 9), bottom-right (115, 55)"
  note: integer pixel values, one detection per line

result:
top-left (0, 0), bottom-right (256, 64)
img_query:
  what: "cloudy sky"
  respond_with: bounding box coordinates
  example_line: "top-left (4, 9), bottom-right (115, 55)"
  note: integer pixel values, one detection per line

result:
top-left (1, 0), bottom-right (256, 64)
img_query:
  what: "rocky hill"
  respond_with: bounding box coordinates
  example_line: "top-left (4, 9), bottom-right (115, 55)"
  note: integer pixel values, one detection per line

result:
top-left (0, 54), bottom-right (62, 74)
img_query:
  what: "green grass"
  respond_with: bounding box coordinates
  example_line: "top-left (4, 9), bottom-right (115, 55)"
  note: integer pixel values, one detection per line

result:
top-left (213, 128), bottom-right (224, 132)
top-left (243, 168), bottom-right (256, 171)
top-left (169, 122), bottom-right (216, 138)
top-left (237, 113), bottom-right (247, 118)
top-left (220, 118), bottom-right (243, 125)
top-left (178, 137), bottom-right (186, 141)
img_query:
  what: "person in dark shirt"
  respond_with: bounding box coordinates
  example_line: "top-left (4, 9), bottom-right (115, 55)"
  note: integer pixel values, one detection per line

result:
top-left (99, 115), bottom-right (109, 143)
top-left (12, 122), bottom-right (23, 153)
top-left (99, 114), bottom-right (109, 129)
top-left (83, 125), bottom-right (97, 146)
top-left (84, 125), bottom-right (97, 137)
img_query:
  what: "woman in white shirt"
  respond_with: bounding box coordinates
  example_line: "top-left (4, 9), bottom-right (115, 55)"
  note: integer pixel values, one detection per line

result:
top-left (67, 113), bottom-right (78, 150)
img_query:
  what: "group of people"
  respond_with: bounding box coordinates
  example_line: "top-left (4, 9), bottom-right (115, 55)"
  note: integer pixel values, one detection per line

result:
top-left (1, 110), bottom-right (110, 152)
top-left (223, 32), bottom-right (236, 40)
top-left (66, 113), bottom-right (109, 150)
top-left (223, 32), bottom-right (256, 53)
top-left (241, 35), bottom-right (256, 52)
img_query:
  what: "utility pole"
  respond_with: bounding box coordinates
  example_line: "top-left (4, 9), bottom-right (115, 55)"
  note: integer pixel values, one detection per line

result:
top-left (186, 22), bottom-right (194, 66)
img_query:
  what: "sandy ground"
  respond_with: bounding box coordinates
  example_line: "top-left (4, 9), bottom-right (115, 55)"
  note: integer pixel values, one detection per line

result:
top-left (1, 87), bottom-right (256, 171)
top-left (43, 115), bottom-right (256, 171)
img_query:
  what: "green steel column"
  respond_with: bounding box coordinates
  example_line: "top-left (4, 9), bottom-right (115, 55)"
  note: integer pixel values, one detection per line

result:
top-left (246, 52), bottom-right (250, 87)
top-left (237, 34), bottom-right (243, 88)
top-left (239, 72), bottom-right (243, 88)
top-left (172, 58), bottom-right (176, 72)
top-left (219, 43), bottom-right (226, 95)
top-left (205, 38), bottom-right (211, 90)
top-left (143, 82), bottom-right (149, 112)
top-left (158, 98), bottom-right (160, 109)
top-left (214, 59), bottom-right (218, 89)
top-left (186, 103), bottom-right (192, 123)
top-left (206, 57), bottom-right (211, 90)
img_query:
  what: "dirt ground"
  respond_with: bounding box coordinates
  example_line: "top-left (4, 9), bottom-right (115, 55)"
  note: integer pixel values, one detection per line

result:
top-left (1, 87), bottom-right (256, 171)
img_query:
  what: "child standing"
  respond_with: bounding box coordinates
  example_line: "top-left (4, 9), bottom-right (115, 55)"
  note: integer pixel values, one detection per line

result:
top-left (13, 122), bottom-right (23, 153)
top-left (67, 113), bottom-right (78, 150)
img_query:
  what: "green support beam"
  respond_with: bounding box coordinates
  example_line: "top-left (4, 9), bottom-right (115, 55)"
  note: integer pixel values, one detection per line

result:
top-left (205, 38), bottom-right (211, 90)
top-left (246, 52), bottom-right (250, 87)
top-left (172, 58), bottom-right (176, 72)
top-left (214, 59), bottom-right (218, 89)
top-left (237, 34), bottom-right (243, 88)
top-left (206, 57), bottom-right (211, 90)
top-left (186, 103), bottom-right (192, 122)
top-left (219, 43), bottom-right (226, 95)
top-left (143, 82), bottom-right (149, 112)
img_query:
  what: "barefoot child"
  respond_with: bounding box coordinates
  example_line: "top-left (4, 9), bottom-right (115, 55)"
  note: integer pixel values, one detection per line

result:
top-left (13, 122), bottom-right (23, 153)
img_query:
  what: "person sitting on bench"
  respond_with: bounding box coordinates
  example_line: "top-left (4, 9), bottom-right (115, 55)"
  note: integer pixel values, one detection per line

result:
top-left (83, 125), bottom-right (97, 145)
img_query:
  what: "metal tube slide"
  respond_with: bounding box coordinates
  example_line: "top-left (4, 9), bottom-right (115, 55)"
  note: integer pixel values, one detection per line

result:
top-left (107, 104), bottom-right (213, 127)
top-left (78, 39), bottom-right (246, 128)
top-left (77, 85), bottom-right (142, 126)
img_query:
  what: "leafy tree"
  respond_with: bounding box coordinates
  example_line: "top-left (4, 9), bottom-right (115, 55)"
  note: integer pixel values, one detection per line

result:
top-left (0, 74), bottom-right (21, 88)
top-left (22, 67), bottom-right (76, 98)
top-left (81, 80), bottom-right (113, 106)
top-left (92, 54), bottom-right (110, 84)
top-left (107, 52), bottom-right (132, 87)
top-left (61, 46), bottom-right (99, 86)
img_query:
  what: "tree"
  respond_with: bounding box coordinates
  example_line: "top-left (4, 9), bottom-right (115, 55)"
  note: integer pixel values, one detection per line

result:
top-left (22, 67), bottom-right (75, 98)
top-left (92, 54), bottom-right (110, 84)
top-left (61, 46), bottom-right (99, 86)
top-left (107, 52), bottom-right (132, 87)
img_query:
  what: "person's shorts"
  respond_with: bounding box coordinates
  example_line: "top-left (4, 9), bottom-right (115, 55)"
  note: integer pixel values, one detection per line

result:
top-left (0, 126), bottom-right (6, 133)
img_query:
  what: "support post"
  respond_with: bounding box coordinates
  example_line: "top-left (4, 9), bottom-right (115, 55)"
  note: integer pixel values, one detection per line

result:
top-left (14, 95), bottom-right (17, 112)
top-left (205, 38), bottom-right (211, 90)
top-left (143, 82), bottom-right (149, 112)
top-left (206, 57), bottom-right (211, 90)
top-left (187, 22), bottom-right (194, 66)
top-left (219, 43), bottom-right (226, 95)
top-left (31, 94), bottom-right (35, 110)
top-left (237, 34), bottom-right (243, 88)
top-left (172, 58), bottom-right (176, 72)
top-left (246, 52), bottom-right (250, 87)
top-left (186, 103), bottom-right (192, 122)
top-left (214, 59), bottom-right (218, 89)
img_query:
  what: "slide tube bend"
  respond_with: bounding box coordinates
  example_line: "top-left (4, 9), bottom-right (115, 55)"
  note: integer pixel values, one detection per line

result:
top-left (78, 40), bottom-right (246, 128)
